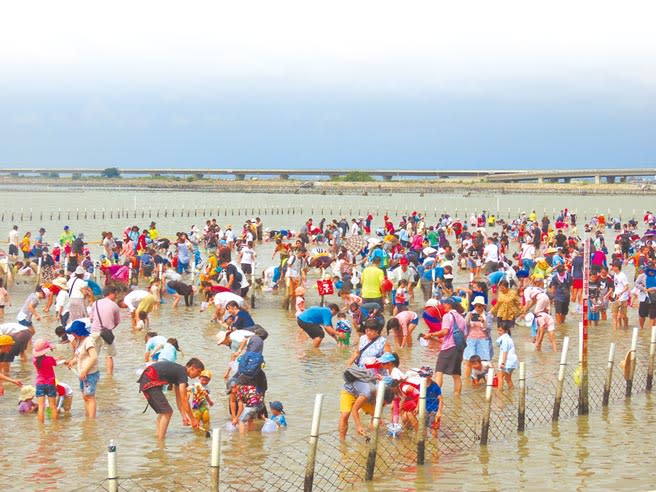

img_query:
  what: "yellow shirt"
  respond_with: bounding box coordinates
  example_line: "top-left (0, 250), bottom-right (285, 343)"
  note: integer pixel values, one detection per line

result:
top-left (361, 265), bottom-right (384, 299)
top-left (149, 228), bottom-right (159, 240)
top-left (136, 294), bottom-right (157, 315)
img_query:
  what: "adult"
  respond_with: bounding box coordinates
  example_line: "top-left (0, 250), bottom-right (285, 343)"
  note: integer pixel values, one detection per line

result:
top-left (550, 264), bottom-right (571, 325)
top-left (339, 367), bottom-right (393, 439)
top-left (284, 248), bottom-right (306, 310)
top-left (8, 225), bottom-right (20, 257)
top-left (16, 287), bottom-right (45, 328)
top-left (386, 310), bottom-right (419, 348)
top-left (167, 280), bottom-right (196, 307)
top-left (0, 335), bottom-right (23, 395)
top-left (482, 237), bottom-right (499, 275)
top-left (347, 318), bottom-right (392, 368)
top-left (67, 266), bottom-right (89, 322)
top-left (296, 304), bottom-right (341, 348)
top-left (611, 261), bottom-right (629, 330)
top-left (221, 260), bottom-right (243, 296)
top-left (636, 266), bottom-right (656, 329)
top-left (59, 225), bottom-right (75, 247)
top-left (137, 358), bottom-right (205, 440)
top-left (89, 284), bottom-right (122, 376)
top-left (211, 291), bottom-right (245, 322)
top-left (349, 301), bottom-right (385, 333)
top-left (225, 300), bottom-right (255, 331)
top-left (490, 279), bottom-right (522, 330)
top-left (361, 257), bottom-right (385, 304)
top-left (429, 297), bottom-right (466, 395)
top-left (65, 320), bottom-right (99, 418)
top-left (0, 322), bottom-right (34, 385)
top-left (462, 296), bottom-right (491, 381)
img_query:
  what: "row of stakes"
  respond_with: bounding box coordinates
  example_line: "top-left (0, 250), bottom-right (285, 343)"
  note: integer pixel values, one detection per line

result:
top-left (102, 326), bottom-right (656, 492)
top-left (0, 207), bottom-right (637, 223)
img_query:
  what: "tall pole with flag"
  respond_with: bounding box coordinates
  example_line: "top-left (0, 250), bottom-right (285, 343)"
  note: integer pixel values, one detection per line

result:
top-left (579, 232), bottom-right (590, 415)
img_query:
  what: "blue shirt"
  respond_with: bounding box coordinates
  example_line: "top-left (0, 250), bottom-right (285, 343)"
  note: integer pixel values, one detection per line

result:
top-left (426, 382), bottom-right (442, 412)
top-left (271, 414), bottom-right (287, 427)
top-left (297, 306), bottom-right (333, 326)
top-left (232, 310), bottom-right (256, 331)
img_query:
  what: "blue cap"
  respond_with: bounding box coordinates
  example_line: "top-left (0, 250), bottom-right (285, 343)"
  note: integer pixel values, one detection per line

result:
top-left (65, 320), bottom-right (90, 337)
top-left (269, 401), bottom-right (284, 413)
top-left (377, 352), bottom-right (396, 364)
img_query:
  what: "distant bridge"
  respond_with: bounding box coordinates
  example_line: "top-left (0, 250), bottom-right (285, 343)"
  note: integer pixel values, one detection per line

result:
top-left (0, 167), bottom-right (653, 183)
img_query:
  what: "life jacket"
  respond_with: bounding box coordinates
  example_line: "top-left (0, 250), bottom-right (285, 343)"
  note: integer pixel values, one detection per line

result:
top-left (138, 365), bottom-right (168, 392)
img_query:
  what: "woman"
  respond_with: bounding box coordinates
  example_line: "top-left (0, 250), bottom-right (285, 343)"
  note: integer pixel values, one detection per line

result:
top-left (490, 279), bottom-right (522, 329)
top-left (386, 310), bottom-right (419, 348)
top-left (463, 296), bottom-right (491, 381)
top-left (20, 232), bottom-right (32, 259)
top-left (347, 319), bottom-right (391, 369)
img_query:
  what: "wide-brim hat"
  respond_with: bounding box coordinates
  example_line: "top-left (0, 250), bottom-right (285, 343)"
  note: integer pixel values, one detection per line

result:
top-left (32, 338), bottom-right (54, 357)
top-left (20, 385), bottom-right (36, 400)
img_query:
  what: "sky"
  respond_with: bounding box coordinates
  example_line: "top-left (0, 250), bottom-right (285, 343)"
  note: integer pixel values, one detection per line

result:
top-left (0, 0), bottom-right (655, 170)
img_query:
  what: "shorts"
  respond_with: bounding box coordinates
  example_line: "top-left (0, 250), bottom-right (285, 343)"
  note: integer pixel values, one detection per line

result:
top-left (337, 331), bottom-right (351, 345)
top-left (239, 404), bottom-right (264, 422)
top-left (79, 371), bottom-right (100, 396)
top-left (339, 390), bottom-right (374, 415)
top-left (435, 346), bottom-right (464, 376)
top-left (91, 332), bottom-right (117, 357)
top-left (500, 367), bottom-right (516, 374)
top-left (638, 301), bottom-right (656, 319)
top-left (554, 300), bottom-right (570, 315)
top-left (18, 319), bottom-right (33, 328)
top-left (572, 278), bottom-right (583, 289)
top-left (241, 264), bottom-right (252, 275)
top-left (36, 384), bottom-right (57, 398)
top-left (426, 411), bottom-right (440, 430)
top-left (0, 330), bottom-right (33, 362)
top-left (611, 300), bottom-right (627, 316)
top-left (144, 386), bottom-right (172, 414)
top-left (463, 338), bottom-right (492, 361)
top-left (297, 319), bottom-right (325, 339)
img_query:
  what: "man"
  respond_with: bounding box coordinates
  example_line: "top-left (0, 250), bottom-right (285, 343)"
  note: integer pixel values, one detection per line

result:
top-left (361, 257), bottom-right (385, 304)
top-left (482, 237), bottom-right (499, 275)
top-left (221, 260), bottom-right (242, 295)
top-left (389, 257), bottom-right (416, 300)
top-left (611, 261), bottom-right (629, 330)
top-left (138, 357), bottom-right (205, 440)
top-left (339, 366), bottom-right (393, 439)
top-left (89, 284), bottom-right (122, 376)
top-left (296, 304), bottom-right (341, 348)
top-left (635, 266), bottom-right (656, 329)
top-left (59, 225), bottom-right (75, 247)
top-left (7, 225), bottom-right (19, 257)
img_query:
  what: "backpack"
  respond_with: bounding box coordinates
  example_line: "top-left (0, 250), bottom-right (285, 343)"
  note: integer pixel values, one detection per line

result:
top-left (238, 351), bottom-right (264, 378)
top-left (448, 311), bottom-right (467, 351)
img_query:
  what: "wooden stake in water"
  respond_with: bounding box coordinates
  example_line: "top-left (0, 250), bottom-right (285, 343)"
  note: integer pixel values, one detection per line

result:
top-left (107, 440), bottom-right (118, 492)
top-left (365, 380), bottom-right (386, 481)
top-left (602, 343), bottom-right (616, 406)
top-left (35, 257), bottom-right (42, 285)
top-left (416, 377), bottom-right (427, 465)
top-left (553, 336), bottom-right (570, 422)
top-left (304, 394), bottom-right (324, 492)
top-left (210, 427), bottom-right (221, 492)
top-left (480, 368), bottom-right (495, 445)
top-left (647, 326), bottom-right (656, 391)
top-left (626, 327), bottom-right (639, 397)
top-left (518, 362), bottom-right (526, 433)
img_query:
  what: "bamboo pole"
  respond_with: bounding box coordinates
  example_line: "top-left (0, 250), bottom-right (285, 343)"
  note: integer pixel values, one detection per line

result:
top-left (480, 368), bottom-right (495, 445)
top-left (416, 377), bottom-right (427, 465)
top-left (517, 362), bottom-right (526, 432)
top-left (304, 394), bottom-right (324, 492)
top-left (365, 380), bottom-right (386, 481)
top-left (552, 336), bottom-right (570, 422)
top-left (602, 343), bottom-right (616, 406)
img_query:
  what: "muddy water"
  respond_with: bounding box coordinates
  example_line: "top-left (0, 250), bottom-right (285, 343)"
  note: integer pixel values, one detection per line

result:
top-left (0, 188), bottom-right (652, 491)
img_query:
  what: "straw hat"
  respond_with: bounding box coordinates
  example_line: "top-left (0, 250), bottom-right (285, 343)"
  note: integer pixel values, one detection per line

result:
top-left (20, 385), bottom-right (36, 401)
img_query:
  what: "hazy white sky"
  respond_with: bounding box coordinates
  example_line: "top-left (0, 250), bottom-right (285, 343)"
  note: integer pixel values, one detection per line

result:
top-left (1, 0), bottom-right (655, 168)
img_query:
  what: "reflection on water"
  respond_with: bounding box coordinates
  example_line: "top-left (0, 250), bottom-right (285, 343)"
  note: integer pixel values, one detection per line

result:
top-left (0, 189), bottom-right (653, 491)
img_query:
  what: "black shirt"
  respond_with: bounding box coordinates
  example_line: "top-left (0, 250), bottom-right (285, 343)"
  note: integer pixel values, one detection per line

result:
top-left (168, 280), bottom-right (193, 296)
top-left (139, 361), bottom-right (188, 390)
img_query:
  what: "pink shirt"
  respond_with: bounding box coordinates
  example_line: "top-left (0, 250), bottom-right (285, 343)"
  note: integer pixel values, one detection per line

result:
top-left (34, 355), bottom-right (57, 386)
top-left (394, 311), bottom-right (418, 336)
top-left (90, 297), bottom-right (121, 333)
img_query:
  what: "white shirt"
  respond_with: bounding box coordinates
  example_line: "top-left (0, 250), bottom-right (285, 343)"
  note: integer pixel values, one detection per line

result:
top-left (55, 290), bottom-right (70, 315)
top-left (483, 243), bottom-right (499, 263)
top-left (67, 277), bottom-right (88, 299)
top-left (8, 229), bottom-right (19, 246)
top-left (521, 243), bottom-right (535, 260)
top-left (350, 223), bottom-right (359, 236)
top-left (239, 247), bottom-right (255, 265)
top-left (0, 322), bottom-right (29, 335)
top-left (213, 292), bottom-right (244, 308)
top-left (613, 271), bottom-right (629, 302)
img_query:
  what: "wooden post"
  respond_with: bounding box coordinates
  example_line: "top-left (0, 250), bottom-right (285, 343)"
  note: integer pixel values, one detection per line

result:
top-left (602, 343), bottom-right (616, 406)
top-left (626, 327), bottom-right (639, 397)
top-left (107, 440), bottom-right (118, 492)
top-left (647, 326), bottom-right (656, 391)
top-left (518, 361), bottom-right (526, 432)
top-left (480, 368), bottom-right (495, 445)
top-left (250, 263), bottom-right (256, 309)
top-left (304, 394), bottom-right (324, 492)
top-left (553, 336), bottom-right (570, 422)
top-left (416, 377), bottom-right (427, 465)
top-left (210, 428), bottom-right (221, 492)
top-left (35, 257), bottom-right (42, 285)
top-left (365, 380), bottom-right (386, 481)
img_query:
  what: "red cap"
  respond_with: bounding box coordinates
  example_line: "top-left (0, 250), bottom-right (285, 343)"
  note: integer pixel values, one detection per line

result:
top-left (399, 257), bottom-right (409, 265)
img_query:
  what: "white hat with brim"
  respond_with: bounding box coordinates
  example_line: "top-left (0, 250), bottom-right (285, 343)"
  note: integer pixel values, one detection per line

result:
top-left (423, 247), bottom-right (437, 256)
top-left (472, 296), bottom-right (486, 306)
top-left (215, 331), bottom-right (229, 345)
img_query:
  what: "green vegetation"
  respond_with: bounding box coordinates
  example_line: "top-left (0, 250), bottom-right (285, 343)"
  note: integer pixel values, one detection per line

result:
top-left (102, 167), bottom-right (121, 178)
top-left (330, 171), bottom-right (374, 182)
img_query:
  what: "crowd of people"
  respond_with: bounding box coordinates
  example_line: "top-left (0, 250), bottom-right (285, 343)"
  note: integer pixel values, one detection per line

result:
top-left (0, 207), bottom-right (654, 441)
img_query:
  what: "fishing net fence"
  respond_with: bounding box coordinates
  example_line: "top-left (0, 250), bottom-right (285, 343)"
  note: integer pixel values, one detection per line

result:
top-left (70, 350), bottom-right (652, 492)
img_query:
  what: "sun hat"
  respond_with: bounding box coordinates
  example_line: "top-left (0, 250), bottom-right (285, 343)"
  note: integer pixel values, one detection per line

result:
top-left (74, 266), bottom-right (85, 275)
top-left (472, 296), bottom-right (486, 306)
top-left (52, 277), bottom-right (68, 290)
top-left (20, 385), bottom-right (36, 401)
top-left (269, 401), bottom-right (285, 413)
top-left (200, 369), bottom-right (213, 379)
top-left (295, 286), bottom-right (306, 296)
top-left (377, 352), bottom-right (396, 364)
top-left (425, 298), bottom-right (439, 308)
top-left (215, 331), bottom-right (229, 345)
top-left (0, 335), bottom-right (15, 347)
top-left (65, 320), bottom-right (90, 337)
top-left (32, 339), bottom-right (54, 357)
top-left (422, 247), bottom-right (437, 256)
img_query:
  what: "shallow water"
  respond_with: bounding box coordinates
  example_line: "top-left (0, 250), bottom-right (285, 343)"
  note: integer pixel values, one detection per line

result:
top-left (0, 188), bottom-right (652, 491)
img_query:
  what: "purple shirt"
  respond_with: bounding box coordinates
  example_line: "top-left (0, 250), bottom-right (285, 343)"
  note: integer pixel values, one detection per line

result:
top-left (89, 297), bottom-right (121, 333)
top-left (441, 310), bottom-right (466, 351)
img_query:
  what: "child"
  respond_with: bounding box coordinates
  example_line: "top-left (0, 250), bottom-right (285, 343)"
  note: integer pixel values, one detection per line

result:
top-left (158, 338), bottom-right (181, 363)
top-left (233, 382), bottom-right (264, 434)
top-left (424, 367), bottom-right (444, 438)
top-left (0, 278), bottom-right (10, 319)
top-left (496, 324), bottom-right (518, 390)
top-left (468, 354), bottom-right (492, 386)
top-left (294, 286), bottom-right (306, 317)
top-left (56, 381), bottom-right (74, 414)
top-left (32, 338), bottom-right (60, 423)
top-left (393, 279), bottom-right (409, 315)
top-left (189, 369), bottom-right (214, 430)
top-left (335, 312), bottom-right (352, 346)
top-left (135, 311), bottom-right (149, 331)
top-left (269, 400), bottom-right (287, 428)
top-left (18, 385), bottom-right (37, 414)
